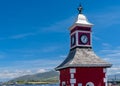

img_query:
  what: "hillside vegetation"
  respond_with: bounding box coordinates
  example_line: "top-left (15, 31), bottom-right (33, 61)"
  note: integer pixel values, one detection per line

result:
top-left (9, 70), bottom-right (59, 84)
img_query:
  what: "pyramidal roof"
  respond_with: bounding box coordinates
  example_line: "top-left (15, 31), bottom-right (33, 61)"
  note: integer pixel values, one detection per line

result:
top-left (55, 48), bottom-right (112, 70)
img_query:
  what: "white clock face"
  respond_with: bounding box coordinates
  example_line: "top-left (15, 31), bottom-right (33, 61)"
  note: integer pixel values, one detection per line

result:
top-left (80, 34), bottom-right (88, 44)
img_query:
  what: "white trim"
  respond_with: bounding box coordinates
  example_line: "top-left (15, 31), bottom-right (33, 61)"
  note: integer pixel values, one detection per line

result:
top-left (105, 80), bottom-right (108, 86)
top-left (71, 84), bottom-right (74, 86)
top-left (71, 45), bottom-right (76, 49)
top-left (78, 83), bottom-right (82, 86)
top-left (91, 31), bottom-right (92, 46)
top-left (77, 30), bottom-right (91, 33)
top-left (76, 30), bottom-right (90, 46)
top-left (104, 77), bottom-right (108, 86)
top-left (70, 28), bottom-right (92, 49)
top-left (86, 82), bottom-right (94, 86)
top-left (104, 69), bottom-right (108, 86)
top-left (70, 31), bottom-right (77, 49)
top-left (71, 74), bottom-right (74, 79)
top-left (103, 78), bottom-right (107, 82)
top-left (105, 72), bottom-right (107, 78)
top-left (105, 80), bottom-right (107, 86)
top-left (77, 31), bottom-right (91, 47)
top-left (76, 45), bottom-right (92, 47)
top-left (103, 68), bottom-right (107, 73)
top-left (69, 24), bottom-right (93, 31)
top-left (70, 79), bottom-right (76, 84)
top-left (71, 31), bottom-right (77, 36)
top-left (74, 30), bottom-right (91, 34)
top-left (105, 72), bottom-right (108, 86)
top-left (62, 81), bottom-right (66, 86)
top-left (76, 31), bottom-right (78, 46)
top-left (70, 68), bottom-right (76, 73)
top-left (70, 43), bottom-right (92, 49)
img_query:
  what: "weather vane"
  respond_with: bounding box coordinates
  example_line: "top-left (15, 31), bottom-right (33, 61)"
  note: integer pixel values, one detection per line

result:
top-left (77, 4), bottom-right (83, 14)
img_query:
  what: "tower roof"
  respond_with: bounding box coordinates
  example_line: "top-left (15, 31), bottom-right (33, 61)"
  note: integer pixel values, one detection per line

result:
top-left (69, 13), bottom-right (93, 30)
top-left (55, 48), bottom-right (112, 70)
top-left (75, 14), bottom-right (93, 26)
top-left (69, 5), bottom-right (93, 30)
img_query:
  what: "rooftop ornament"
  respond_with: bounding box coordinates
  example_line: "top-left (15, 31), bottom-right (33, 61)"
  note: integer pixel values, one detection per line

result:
top-left (77, 4), bottom-right (83, 14)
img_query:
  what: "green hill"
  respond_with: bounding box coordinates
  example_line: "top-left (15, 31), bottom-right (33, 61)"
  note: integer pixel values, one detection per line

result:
top-left (9, 70), bottom-right (59, 84)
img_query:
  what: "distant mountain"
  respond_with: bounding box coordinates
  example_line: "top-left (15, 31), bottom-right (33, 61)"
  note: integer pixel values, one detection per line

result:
top-left (9, 70), bottom-right (59, 83)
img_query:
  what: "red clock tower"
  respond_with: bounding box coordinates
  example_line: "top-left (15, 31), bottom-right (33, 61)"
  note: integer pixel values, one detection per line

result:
top-left (55, 5), bottom-right (112, 86)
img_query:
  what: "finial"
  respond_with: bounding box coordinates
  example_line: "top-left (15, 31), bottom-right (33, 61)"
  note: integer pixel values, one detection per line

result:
top-left (77, 4), bottom-right (83, 14)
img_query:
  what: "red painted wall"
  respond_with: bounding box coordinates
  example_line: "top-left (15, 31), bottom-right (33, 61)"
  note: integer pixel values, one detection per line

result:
top-left (59, 67), bottom-right (106, 86)
top-left (60, 68), bottom-right (70, 86)
top-left (70, 26), bottom-right (91, 34)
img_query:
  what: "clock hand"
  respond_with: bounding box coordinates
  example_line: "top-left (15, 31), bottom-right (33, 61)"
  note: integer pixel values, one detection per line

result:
top-left (83, 36), bottom-right (86, 42)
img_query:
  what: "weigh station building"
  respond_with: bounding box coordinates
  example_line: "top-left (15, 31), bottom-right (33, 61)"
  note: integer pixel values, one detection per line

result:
top-left (55, 5), bottom-right (112, 86)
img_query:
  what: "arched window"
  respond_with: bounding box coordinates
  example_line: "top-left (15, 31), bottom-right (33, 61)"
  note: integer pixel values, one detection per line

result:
top-left (62, 82), bottom-right (66, 86)
top-left (86, 82), bottom-right (94, 86)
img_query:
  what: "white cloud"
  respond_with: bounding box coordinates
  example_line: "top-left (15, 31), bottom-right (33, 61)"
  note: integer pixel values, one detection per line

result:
top-left (0, 69), bottom-right (32, 79)
top-left (36, 69), bottom-right (46, 73)
top-left (103, 58), bottom-right (111, 61)
top-left (0, 15), bottom-right (74, 41)
top-left (90, 9), bottom-right (120, 29)
top-left (0, 68), bottom-right (48, 81)
top-left (0, 53), bottom-right (66, 80)
top-left (42, 46), bottom-right (60, 53)
top-left (92, 35), bottom-right (101, 41)
top-left (108, 67), bottom-right (120, 75)
top-left (0, 54), bottom-right (64, 81)
top-left (106, 53), bottom-right (120, 57)
top-left (102, 43), bottom-right (111, 48)
top-left (0, 32), bottom-right (37, 40)
top-left (9, 32), bottom-right (36, 39)
top-left (59, 55), bottom-right (67, 58)
top-left (97, 46), bottom-right (120, 75)
top-left (99, 48), bottom-right (120, 58)
top-left (40, 16), bottom-right (74, 33)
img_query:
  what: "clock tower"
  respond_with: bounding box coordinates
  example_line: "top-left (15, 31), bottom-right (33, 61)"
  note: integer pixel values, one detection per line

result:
top-left (70, 5), bottom-right (92, 49)
top-left (55, 5), bottom-right (112, 86)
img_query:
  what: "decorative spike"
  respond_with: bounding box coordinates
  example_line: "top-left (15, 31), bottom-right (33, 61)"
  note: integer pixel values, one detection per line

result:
top-left (77, 4), bottom-right (83, 14)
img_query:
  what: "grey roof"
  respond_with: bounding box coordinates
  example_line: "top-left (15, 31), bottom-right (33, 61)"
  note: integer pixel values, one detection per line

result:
top-left (55, 48), bottom-right (112, 70)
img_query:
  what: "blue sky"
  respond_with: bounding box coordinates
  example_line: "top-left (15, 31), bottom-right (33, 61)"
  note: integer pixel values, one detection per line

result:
top-left (0, 0), bottom-right (120, 81)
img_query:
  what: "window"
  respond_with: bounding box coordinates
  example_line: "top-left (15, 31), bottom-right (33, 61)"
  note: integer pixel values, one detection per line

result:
top-left (86, 82), bottom-right (94, 86)
top-left (62, 82), bottom-right (66, 86)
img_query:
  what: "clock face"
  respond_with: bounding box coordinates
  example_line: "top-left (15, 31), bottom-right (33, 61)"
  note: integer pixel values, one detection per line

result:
top-left (80, 34), bottom-right (88, 44)
top-left (71, 35), bottom-right (76, 45)
top-left (71, 36), bottom-right (75, 45)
